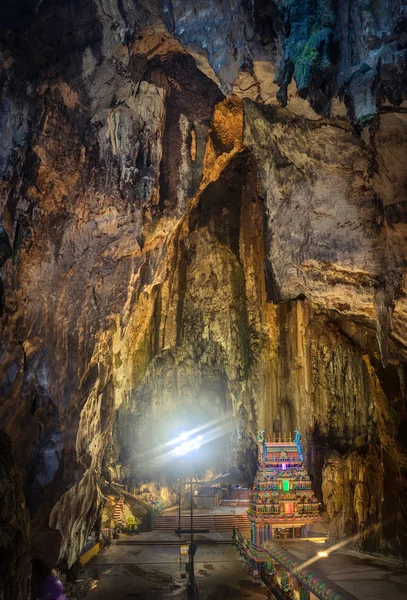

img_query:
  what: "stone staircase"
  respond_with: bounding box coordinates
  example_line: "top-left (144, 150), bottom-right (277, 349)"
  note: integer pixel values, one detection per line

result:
top-left (234, 513), bottom-right (251, 535)
top-left (220, 499), bottom-right (249, 507)
top-left (220, 489), bottom-right (249, 507)
top-left (152, 512), bottom-right (250, 535)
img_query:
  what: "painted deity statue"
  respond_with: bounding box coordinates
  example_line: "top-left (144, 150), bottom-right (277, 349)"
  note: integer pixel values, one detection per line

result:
top-left (257, 430), bottom-right (265, 443)
top-left (294, 430), bottom-right (303, 461)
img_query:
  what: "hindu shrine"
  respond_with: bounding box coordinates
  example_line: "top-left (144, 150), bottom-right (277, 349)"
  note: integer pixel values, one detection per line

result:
top-left (248, 430), bottom-right (319, 546)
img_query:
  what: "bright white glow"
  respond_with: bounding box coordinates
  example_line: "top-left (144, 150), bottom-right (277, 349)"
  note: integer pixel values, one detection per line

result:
top-left (171, 433), bottom-right (203, 457)
top-left (170, 431), bottom-right (190, 447)
top-left (317, 551), bottom-right (329, 558)
top-left (133, 414), bottom-right (233, 471)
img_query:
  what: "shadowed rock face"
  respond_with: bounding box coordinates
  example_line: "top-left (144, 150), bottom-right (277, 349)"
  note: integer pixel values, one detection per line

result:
top-left (0, 0), bottom-right (407, 596)
top-left (0, 430), bottom-right (31, 600)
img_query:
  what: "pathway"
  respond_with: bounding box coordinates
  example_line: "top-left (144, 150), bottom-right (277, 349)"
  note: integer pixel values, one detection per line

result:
top-left (80, 532), bottom-right (271, 600)
top-left (278, 540), bottom-right (407, 600)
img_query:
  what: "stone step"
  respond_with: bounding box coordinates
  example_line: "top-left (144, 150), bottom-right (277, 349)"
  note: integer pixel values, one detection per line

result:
top-left (152, 513), bottom-right (250, 532)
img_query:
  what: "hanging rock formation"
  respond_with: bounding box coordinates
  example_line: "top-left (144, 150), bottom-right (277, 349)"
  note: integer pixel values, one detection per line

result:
top-left (0, 0), bottom-right (407, 596)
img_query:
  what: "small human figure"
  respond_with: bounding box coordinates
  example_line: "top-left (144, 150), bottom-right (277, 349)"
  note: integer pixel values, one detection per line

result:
top-left (127, 515), bottom-right (136, 531)
top-left (39, 575), bottom-right (66, 600)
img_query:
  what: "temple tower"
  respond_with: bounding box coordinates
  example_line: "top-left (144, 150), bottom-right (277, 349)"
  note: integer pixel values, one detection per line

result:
top-left (248, 431), bottom-right (319, 547)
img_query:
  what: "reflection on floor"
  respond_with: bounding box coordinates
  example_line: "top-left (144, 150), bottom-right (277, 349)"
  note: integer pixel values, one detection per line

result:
top-left (77, 531), bottom-right (407, 600)
top-left (80, 532), bottom-right (270, 600)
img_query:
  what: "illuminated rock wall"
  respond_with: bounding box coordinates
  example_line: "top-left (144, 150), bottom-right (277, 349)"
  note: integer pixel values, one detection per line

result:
top-left (0, 0), bottom-right (406, 595)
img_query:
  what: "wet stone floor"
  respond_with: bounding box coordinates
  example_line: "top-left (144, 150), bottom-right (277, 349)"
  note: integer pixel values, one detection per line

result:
top-left (78, 534), bottom-right (271, 600)
top-left (76, 533), bottom-right (407, 600)
top-left (279, 540), bottom-right (407, 600)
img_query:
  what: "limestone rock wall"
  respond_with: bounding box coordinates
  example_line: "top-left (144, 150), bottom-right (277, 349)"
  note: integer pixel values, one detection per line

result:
top-left (0, 430), bottom-right (31, 600)
top-left (0, 0), bottom-right (407, 596)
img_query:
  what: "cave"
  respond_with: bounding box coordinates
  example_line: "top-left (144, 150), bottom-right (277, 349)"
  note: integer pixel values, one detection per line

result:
top-left (1, 1), bottom-right (407, 599)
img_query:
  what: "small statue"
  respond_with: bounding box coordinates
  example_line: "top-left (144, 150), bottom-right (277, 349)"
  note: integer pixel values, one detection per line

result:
top-left (257, 430), bottom-right (265, 443)
top-left (294, 430), bottom-right (303, 461)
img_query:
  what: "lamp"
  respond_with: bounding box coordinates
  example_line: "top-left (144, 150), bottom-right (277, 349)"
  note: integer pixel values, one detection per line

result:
top-left (170, 430), bottom-right (203, 599)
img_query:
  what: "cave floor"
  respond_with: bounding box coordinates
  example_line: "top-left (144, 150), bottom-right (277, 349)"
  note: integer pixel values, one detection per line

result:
top-left (279, 540), bottom-right (407, 600)
top-left (78, 532), bottom-right (271, 600)
top-left (77, 533), bottom-right (407, 600)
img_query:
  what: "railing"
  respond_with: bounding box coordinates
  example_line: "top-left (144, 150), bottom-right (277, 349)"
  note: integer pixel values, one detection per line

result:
top-left (101, 527), bottom-right (114, 539)
top-left (234, 530), bottom-right (359, 600)
top-left (248, 507), bottom-right (319, 517)
top-left (262, 541), bottom-right (360, 600)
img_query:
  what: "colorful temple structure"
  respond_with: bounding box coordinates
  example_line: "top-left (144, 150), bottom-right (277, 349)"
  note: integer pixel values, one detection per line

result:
top-left (233, 431), bottom-right (319, 577)
top-left (232, 431), bottom-right (348, 599)
top-left (248, 430), bottom-right (319, 546)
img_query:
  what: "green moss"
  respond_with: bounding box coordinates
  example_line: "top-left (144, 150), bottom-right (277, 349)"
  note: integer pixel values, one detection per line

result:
top-left (357, 113), bottom-right (376, 127)
top-left (300, 41), bottom-right (319, 64)
top-left (279, 0), bottom-right (337, 95)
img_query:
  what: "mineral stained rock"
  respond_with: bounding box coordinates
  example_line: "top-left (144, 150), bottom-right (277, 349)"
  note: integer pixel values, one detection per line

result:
top-left (0, 0), bottom-right (407, 596)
